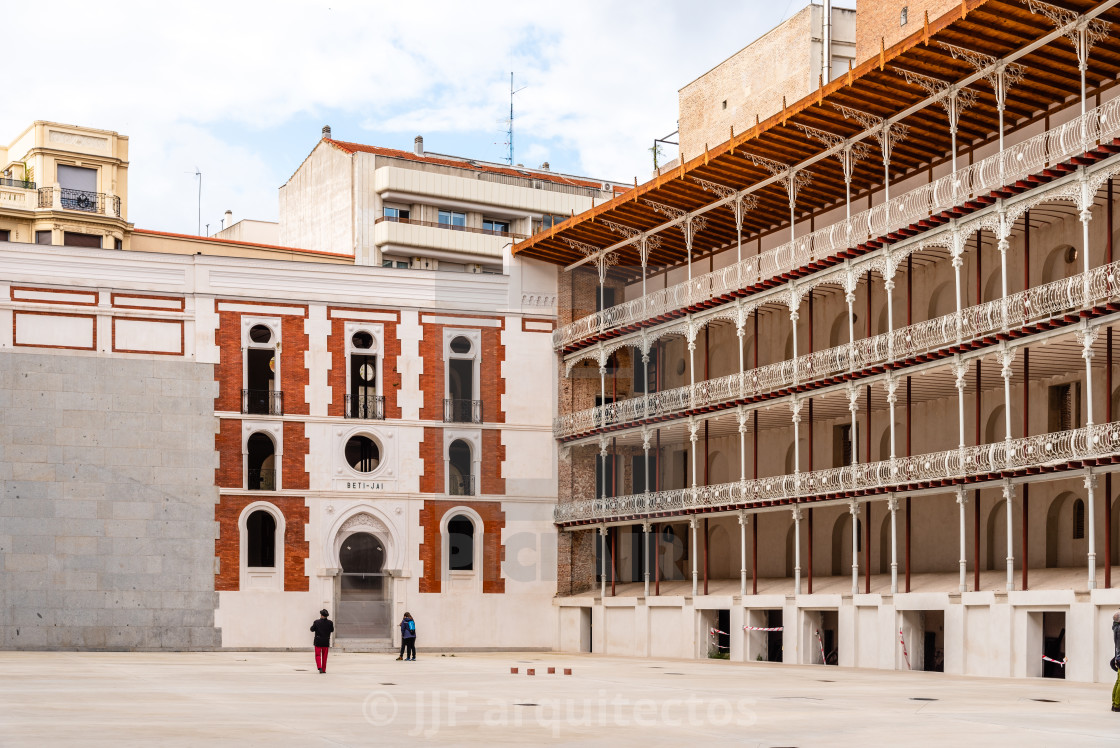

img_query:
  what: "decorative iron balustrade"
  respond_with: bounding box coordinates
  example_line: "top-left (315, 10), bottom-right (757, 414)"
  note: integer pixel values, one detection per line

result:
top-left (241, 389), bottom-right (284, 416)
top-left (552, 96), bottom-right (1120, 351)
top-left (345, 393), bottom-right (385, 420)
top-left (36, 187), bottom-right (122, 217)
top-left (0, 177), bottom-right (35, 189)
top-left (555, 421), bottom-right (1120, 524)
top-left (554, 259), bottom-right (1120, 439)
top-left (248, 468), bottom-right (276, 491)
top-left (444, 398), bottom-right (483, 423)
top-left (449, 474), bottom-right (477, 496)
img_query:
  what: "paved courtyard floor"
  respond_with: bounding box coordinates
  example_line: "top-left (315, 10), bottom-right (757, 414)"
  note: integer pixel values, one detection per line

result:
top-left (1, 651), bottom-right (1119, 746)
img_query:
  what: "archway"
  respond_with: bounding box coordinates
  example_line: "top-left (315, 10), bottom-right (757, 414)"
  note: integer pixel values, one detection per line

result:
top-left (927, 281), bottom-right (955, 321)
top-left (247, 433), bottom-right (276, 490)
top-left (879, 512), bottom-right (892, 574)
top-left (338, 530), bottom-right (388, 638)
top-left (984, 405), bottom-right (1006, 444)
top-left (986, 498), bottom-right (1006, 571)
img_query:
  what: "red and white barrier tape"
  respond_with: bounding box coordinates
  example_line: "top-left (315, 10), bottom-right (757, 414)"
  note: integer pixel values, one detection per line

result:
top-left (743, 626), bottom-right (784, 632)
top-left (709, 628), bottom-right (730, 637)
top-left (1042, 655), bottom-right (1067, 667)
top-left (815, 629), bottom-right (826, 665)
top-left (899, 629), bottom-right (911, 671)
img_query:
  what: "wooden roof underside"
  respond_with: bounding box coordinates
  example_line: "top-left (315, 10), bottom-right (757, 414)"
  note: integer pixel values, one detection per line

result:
top-left (512, 0), bottom-right (1120, 276)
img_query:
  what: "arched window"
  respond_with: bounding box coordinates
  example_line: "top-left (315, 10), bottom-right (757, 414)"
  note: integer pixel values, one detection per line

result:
top-left (247, 433), bottom-right (276, 490)
top-left (244, 322), bottom-right (281, 415)
top-left (448, 439), bottom-right (473, 496)
top-left (246, 510), bottom-right (276, 567)
top-left (447, 514), bottom-right (475, 571)
top-left (1073, 499), bottom-right (1086, 540)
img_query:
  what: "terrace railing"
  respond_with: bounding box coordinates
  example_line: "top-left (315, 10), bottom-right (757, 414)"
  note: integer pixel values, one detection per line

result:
top-left (554, 421), bottom-right (1120, 524)
top-left (555, 259), bottom-right (1120, 439)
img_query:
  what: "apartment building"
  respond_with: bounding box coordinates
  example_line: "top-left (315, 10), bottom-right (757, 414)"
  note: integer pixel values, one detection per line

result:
top-left (516, 0), bottom-right (1120, 683)
top-left (0, 121), bottom-right (131, 249)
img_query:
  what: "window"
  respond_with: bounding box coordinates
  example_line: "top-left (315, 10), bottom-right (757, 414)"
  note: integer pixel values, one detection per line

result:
top-left (0, 229), bottom-right (9, 243)
top-left (633, 347), bottom-right (657, 393)
top-left (722, 100), bottom-right (728, 110)
top-left (900, 6), bottom-right (908, 25)
top-left (438, 210), bottom-right (466, 228)
top-left (1073, 499), bottom-right (1086, 539)
top-left (381, 259), bottom-right (410, 269)
top-left (482, 219), bottom-right (510, 234)
top-left (595, 287), bottom-right (617, 313)
top-left (344, 435), bottom-right (380, 472)
top-left (35, 230), bottom-right (51, 245)
top-left (348, 330), bottom-right (382, 419)
top-left (58, 164), bottom-right (98, 212)
top-left (114, 238), bottom-right (122, 250)
top-left (447, 514), bottom-right (475, 571)
top-left (63, 232), bottom-right (101, 248)
top-left (834, 424), bottom-right (855, 467)
top-left (383, 206), bottom-right (410, 221)
top-left (448, 439), bottom-right (474, 495)
top-left (247, 433), bottom-right (276, 490)
top-left (246, 510), bottom-right (276, 567)
top-left (1048, 383), bottom-right (1081, 433)
top-left (243, 322), bottom-right (281, 415)
top-left (445, 332), bottom-right (481, 423)
top-left (532, 214), bottom-right (567, 234)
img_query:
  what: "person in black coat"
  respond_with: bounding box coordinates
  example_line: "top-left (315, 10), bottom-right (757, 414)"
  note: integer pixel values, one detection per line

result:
top-left (397, 612), bottom-right (416, 661)
top-left (311, 609), bottom-right (334, 674)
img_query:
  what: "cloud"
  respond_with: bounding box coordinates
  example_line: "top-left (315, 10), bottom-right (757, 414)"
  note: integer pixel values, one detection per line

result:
top-left (1, 0), bottom-right (835, 234)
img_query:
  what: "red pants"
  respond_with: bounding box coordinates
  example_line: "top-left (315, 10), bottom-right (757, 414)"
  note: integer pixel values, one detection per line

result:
top-left (315, 646), bottom-right (329, 671)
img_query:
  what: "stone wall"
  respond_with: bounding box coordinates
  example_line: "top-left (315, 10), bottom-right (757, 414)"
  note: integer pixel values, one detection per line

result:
top-left (0, 351), bottom-right (220, 650)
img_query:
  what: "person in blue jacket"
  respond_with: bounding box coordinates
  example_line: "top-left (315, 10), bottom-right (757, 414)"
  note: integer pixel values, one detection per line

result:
top-left (397, 612), bottom-right (416, 661)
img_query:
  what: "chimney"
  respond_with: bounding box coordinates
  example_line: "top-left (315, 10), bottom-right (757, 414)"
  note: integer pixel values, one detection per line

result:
top-left (223, 209), bottom-right (233, 229)
top-left (539, 162), bottom-right (550, 171)
top-left (414, 135), bottom-right (424, 156)
top-left (322, 125), bottom-right (331, 139)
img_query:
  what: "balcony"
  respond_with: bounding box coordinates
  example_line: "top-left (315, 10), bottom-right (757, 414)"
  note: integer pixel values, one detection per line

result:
top-left (553, 97), bottom-right (1120, 352)
top-left (345, 393), bottom-right (385, 420)
top-left (556, 258), bottom-right (1120, 441)
top-left (555, 422), bottom-right (1120, 525)
top-left (248, 468), bottom-right (276, 491)
top-left (0, 177), bottom-right (35, 189)
top-left (374, 215), bottom-right (527, 240)
top-left (450, 474), bottom-right (477, 497)
top-left (444, 398), bottom-right (483, 423)
top-left (37, 187), bottom-right (122, 218)
top-left (242, 389), bottom-right (284, 416)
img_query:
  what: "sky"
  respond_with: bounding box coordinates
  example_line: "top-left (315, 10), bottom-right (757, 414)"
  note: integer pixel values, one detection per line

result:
top-left (4, 0), bottom-right (854, 236)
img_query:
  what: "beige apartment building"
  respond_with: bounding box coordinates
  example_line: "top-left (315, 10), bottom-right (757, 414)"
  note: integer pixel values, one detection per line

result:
top-left (280, 129), bottom-right (622, 272)
top-left (0, 121), bottom-right (131, 249)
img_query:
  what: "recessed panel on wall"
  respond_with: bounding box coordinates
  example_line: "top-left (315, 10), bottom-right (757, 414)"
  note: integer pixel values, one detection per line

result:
top-left (112, 318), bottom-right (184, 355)
top-left (14, 311), bottom-right (96, 350)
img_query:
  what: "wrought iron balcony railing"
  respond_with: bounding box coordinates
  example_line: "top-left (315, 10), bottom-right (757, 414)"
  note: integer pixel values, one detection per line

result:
top-left (248, 468), bottom-right (276, 491)
top-left (345, 393), bottom-right (385, 420)
top-left (553, 96), bottom-right (1120, 351)
top-left (36, 187), bottom-right (122, 217)
top-left (241, 389), bottom-right (284, 416)
top-left (444, 398), bottom-right (483, 423)
top-left (555, 258), bottom-right (1120, 440)
top-left (555, 421), bottom-right (1120, 525)
top-left (449, 474), bottom-right (477, 496)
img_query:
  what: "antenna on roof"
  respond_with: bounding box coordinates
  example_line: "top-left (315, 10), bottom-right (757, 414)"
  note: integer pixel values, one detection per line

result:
top-left (506, 72), bottom-right (527, 166)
